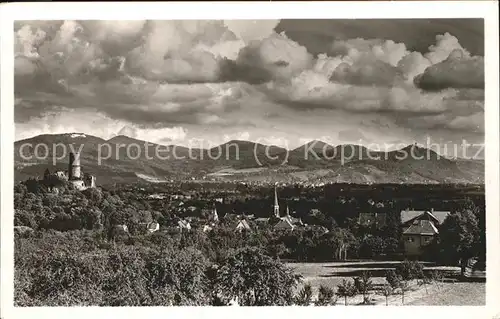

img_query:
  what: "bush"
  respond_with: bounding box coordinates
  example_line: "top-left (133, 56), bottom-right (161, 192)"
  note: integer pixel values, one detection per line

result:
top-left (315, 285), bottom-right (337, 306)
top-left (395, 260), bottom-right (424, 280)
top-left (385, 269), bottom-right (402, 289)
top-left (336, 279), bottom-right (357, 306)
top-left (294, 284), bottom-right (313, 306)
top-left (353, 271), bottom-right (373, 303)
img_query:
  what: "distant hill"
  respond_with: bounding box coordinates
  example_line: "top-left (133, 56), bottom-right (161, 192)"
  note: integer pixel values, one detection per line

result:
top-left (14, 133), bottom-right (485, 185)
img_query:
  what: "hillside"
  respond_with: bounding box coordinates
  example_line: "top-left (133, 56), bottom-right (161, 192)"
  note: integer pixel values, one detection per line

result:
top-left (14, 133), bottom-right (485, 185)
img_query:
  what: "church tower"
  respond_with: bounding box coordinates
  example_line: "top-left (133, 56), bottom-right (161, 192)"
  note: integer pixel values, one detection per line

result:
top-left (274, 185), bottom-right (280, 218)
top-left (212, 206), bottom-right (219, 223)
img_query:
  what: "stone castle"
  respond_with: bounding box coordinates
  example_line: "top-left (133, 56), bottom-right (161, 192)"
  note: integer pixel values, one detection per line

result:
top-left (45, 151), bottom-right (96, 190)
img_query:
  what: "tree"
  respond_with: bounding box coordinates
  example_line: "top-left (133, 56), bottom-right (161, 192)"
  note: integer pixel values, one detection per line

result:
top-left (359, 236), bottom-right (385, 259)
top-left (267, 241), bottom-right (289, 260)
top-left (294, 284), bottom-right (313, 306)
top-left (417, 273), bottom-right (432, 295)
top-left (385, 269), bottom-right (402, 289)
top-left (329, 228), bottom-right (357, 260)
top-left (381, 283), bottom-right (393, 306)
top-left (353, 271), bottom-right (373, 304)
top-left (213, 247), bottom-right (301, 306)
top-left (383, 237), bottom-right (400, 256)
top-left (395, 260), bottom-right (424, 281)
top-left (428, 270), bottom-right (444, 291)
top-left (315, 285), bottom-right (337, 306)
top-left (44, 168), bottom-right (51, 180)
top-left (399, 280), bottom-right (410, 305)
top-left (438, 203), bottom-right (481, 273)
top-left (336, 279), bottom-right (356, 306)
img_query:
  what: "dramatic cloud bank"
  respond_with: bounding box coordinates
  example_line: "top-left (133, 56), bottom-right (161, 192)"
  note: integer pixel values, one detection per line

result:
top-left (14, 20), bottom-right (484, 148)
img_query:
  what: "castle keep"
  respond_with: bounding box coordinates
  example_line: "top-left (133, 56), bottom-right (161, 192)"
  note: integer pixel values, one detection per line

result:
top-left (45, 151), bottom-right (96, 190)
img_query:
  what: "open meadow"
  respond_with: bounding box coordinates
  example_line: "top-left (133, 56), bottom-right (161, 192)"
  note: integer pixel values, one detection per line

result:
top-left (287, 261), bottom-right (485, 306)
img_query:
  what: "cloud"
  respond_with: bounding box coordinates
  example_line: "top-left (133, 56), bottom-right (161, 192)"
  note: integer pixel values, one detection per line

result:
top-left (414, 49), bottom-right (484, 90)
top-left (255, 30), bottom-right (484, 137)
top-left (338, 129), bottom-right (367, 143)
top-left (446, 112), bottom-right (484, 133)
top-left (225, 32), bottom-right (314, 84)
top-left (123, 21), bottom-right (241, 83)
top-left (397, 52), bottom-right (432, 82)
top-left (13, 20), bottom-right (484, 146)
top-left (15, 108), bottom-right (188, 143)
top-left (267, 70), bottom-right (468, 114)
top-left (326, 38), bottom-right (409, 86)
top-left (330, 38), bottom-right (409, 67)
top-left (136, 126), bottom-right (188, 143)
top-left (330, 59), bottom-right (403, 86)
top-left (223, 131), bottom-right (250, 142)
top-left (224, 20), bottom-right (280, 42)
top-left (424, 32), bottom-right (471, 64)
top-left (117, 125), bottom-right (138, 138)
top-left (394, 105), bottom-right (484, 134)
top-left (87, 81), bottom-right (252, 126)
top-left (78, 20), bottom-right (147, 56)
top-left (14, 20), bottom-right (255, 91)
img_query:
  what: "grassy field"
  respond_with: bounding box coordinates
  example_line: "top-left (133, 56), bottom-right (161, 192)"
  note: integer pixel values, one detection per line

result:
top-left (408, 282), bottom-right (485, 305)
top-left (286, 260), bottom-right (485, 306)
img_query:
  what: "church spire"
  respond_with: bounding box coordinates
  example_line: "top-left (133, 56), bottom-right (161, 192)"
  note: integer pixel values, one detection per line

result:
top-left (212, 206), bottom-right (219, 223)
top-left (274, 185), bottom-right (280, 218)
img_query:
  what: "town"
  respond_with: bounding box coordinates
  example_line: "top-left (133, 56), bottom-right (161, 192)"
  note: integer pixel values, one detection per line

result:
top-left (14, 153), bottom-right (486, 306)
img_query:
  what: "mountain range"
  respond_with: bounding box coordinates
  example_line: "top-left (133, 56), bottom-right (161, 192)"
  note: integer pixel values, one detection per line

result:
top-left (14, 133), bottom-right (484, 185)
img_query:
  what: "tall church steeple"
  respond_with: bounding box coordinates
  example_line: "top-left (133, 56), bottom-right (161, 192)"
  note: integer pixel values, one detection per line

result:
top-left (274, 185), bottom-right (280, 218)
top-left (212, 205), bottom-right (219, 223)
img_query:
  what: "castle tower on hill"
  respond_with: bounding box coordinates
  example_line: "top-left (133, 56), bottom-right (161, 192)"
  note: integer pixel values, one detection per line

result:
top-left (67, 151), bottom-right (96, 190)
top-left (274, 186), bottom-right (280, 218)
top-left (68, 152), bottom-right (81, 180)
top-left (43, 151), bottom-right (95, 191)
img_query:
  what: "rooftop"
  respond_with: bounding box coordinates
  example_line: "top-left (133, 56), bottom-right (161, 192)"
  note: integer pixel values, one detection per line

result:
top-left (403, 219), bottom-right (439, 235)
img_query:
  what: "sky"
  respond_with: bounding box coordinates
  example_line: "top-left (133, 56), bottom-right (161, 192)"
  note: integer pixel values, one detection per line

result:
top-left (14, 19), bottom-right (484, 150)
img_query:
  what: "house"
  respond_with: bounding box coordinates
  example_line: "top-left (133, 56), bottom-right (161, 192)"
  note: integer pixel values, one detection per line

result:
top-left (400, 209), bottom-right (450, 256)
top-left (233, 219), bottom-right (251, 232)
top-left (304, 224), bottom-right (330, 234)
top-left (202, 225), bottom-right (213, 232)
top-left (113, 224), bottom-right (129, 234)
top-left (358, 212), bottom-right (387, 227)
top-left (138, 221), bottom-right (160, 233)
top-left (54, 170), bottom-right (68, 180)
top-left (273, 209), bottom-right (304, 231)
top-left (274, 217), bottom-right (295, 231)
top-left (146, 222), bottom-right (160, 233)
top-left (177, 219), bottom-right (191, 231)
top-left (209, 207), bottom-right (219, 223)
top-left (253, 217), bottom-right (272, 228)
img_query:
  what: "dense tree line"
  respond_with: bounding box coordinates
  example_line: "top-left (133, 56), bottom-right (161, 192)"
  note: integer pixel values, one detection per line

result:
top-left (15, 230), bottom-right (300, 306)
top-left (14, 179), bottom-right (485, 305)
top-left (14, 179), bottom-right (485, 264)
